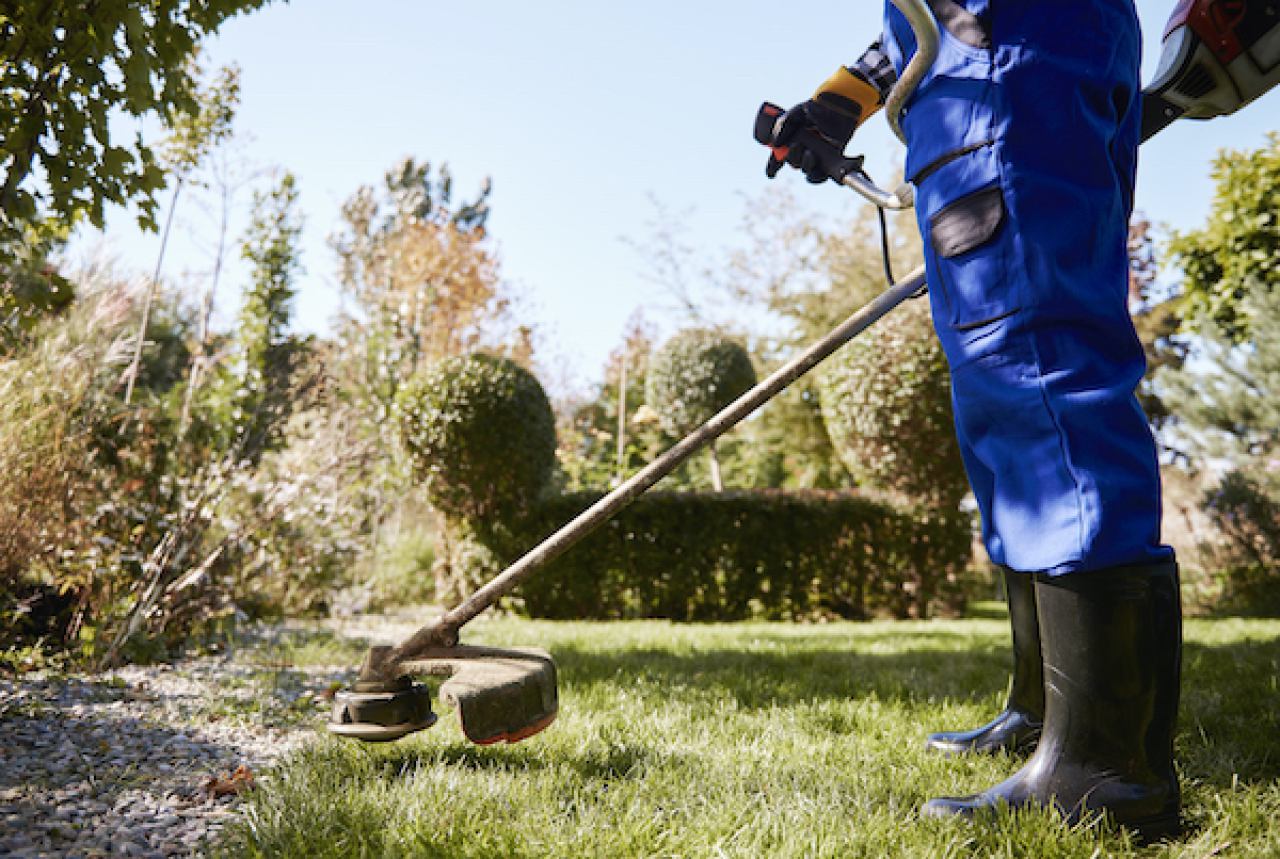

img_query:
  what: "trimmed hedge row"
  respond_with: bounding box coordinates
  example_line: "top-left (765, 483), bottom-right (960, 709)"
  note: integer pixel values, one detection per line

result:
top-left (473, 490), bottom-right (973, 621)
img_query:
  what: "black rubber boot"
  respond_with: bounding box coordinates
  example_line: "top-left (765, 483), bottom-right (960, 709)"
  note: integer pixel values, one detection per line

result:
top-left (926, 568), bottom-right (1044, 755)
top-left (922, 561), bottom-right (1182, 842)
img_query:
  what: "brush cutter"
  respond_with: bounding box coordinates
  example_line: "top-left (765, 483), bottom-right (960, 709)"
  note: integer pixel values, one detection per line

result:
top-left (328, 255), bottom-right (930, 743)
top-left (328, 0), bottom-right (1280, 745)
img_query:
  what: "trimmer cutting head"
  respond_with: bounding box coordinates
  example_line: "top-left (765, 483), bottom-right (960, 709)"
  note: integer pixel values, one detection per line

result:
top-left (328, 675), bottom-right (438, 743)
top-left (327, 645), bottom-right (558, 745)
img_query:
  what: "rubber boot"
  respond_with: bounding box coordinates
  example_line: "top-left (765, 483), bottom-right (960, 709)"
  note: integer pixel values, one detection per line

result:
top-left (926, 568), bottom-right (1044, 755)
top-left (922, 561), bottom-right (1182, 842)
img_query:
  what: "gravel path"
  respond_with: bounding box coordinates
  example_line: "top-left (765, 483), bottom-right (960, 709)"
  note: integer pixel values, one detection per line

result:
top-left (0, 647), bottom-right (355, 858)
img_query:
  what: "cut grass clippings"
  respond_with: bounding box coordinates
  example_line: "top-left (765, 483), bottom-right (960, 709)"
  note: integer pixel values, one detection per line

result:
top-left (222, 615), bottom-right (1280, 858)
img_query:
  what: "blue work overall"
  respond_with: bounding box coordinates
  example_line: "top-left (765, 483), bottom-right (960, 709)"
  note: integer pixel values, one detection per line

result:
top-left (882, 0), bottom-right (1173, 574)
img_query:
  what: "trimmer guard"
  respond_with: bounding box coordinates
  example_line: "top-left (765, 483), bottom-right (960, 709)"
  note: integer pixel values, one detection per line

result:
top-left (327, 645), bottom-right (558, 745)
top-left (409, 645), bottom-right (559, 745)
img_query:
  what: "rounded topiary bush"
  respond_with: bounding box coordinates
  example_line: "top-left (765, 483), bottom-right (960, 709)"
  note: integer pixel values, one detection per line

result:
top-left (816, 299), bottom-right (968, 508)
top-left (646, 329), bottom-right (757, 437)
top-left (396, 353), bottom-right (556, 520)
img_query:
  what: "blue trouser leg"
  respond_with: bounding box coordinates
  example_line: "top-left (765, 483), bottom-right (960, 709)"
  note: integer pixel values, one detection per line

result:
top-left (883, 0), bottom-right (1173, 574)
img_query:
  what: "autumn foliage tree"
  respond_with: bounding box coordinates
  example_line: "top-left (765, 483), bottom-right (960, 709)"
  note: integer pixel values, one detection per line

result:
top-left (330, 158), bottom-right (528, 416)
top-left (326, 158), bottom-right (532, 574)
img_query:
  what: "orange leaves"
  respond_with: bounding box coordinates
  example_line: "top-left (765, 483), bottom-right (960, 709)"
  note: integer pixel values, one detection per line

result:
top-left (204, 764), bottom-right (255, 798)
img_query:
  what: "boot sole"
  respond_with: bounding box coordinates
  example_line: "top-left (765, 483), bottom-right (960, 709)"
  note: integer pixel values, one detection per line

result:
top-left (922, 795), bottom-right (1181, 844)
top-left (1121, 809), bottom-right (1182, 844)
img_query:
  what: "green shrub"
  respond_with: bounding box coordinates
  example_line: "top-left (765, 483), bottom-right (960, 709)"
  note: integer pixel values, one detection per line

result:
top-left (646, 329), bottom-right (756, 437)
top-left (816, 299), bottom-right (967, 508)
top-left (0, 279), bottom-right (198, 656)
top-left (475, 490), bottom-right (972, 621)
top-left (1202, 471), bottom-right (1280, 615)
top-left (396, 353), bottom-right (557, 520)
top-left (357, 526), bottom-right (438, 610)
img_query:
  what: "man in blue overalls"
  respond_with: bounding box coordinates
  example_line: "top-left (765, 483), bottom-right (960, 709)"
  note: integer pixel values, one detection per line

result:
top-left (768, 0), bottom-right (1182, 840)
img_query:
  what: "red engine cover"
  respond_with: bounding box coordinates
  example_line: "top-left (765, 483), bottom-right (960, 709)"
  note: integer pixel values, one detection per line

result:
top-left (1169, 0), bottom-right (1250, 63)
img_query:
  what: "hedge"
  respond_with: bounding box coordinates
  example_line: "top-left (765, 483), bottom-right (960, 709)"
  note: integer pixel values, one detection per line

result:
top-left (472, 490), bottom-right (973, 621)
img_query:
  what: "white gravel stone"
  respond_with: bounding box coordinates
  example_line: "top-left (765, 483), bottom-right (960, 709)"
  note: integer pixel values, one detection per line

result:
top-left (0, 644), bottom-right (355, 858)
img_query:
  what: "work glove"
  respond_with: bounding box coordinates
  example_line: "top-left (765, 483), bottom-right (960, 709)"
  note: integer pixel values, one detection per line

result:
top-left (765, 67), bottom-right (880, 183)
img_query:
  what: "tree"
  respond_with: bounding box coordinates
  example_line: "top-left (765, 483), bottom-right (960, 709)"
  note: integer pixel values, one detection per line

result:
top-left (722, 186), bottom-right (925, 490)
top-left (180, 107), bottom-right (261, 432)
top-left (1167, 132), bottom-right (1280, 343)
top-left (1156, 136), bottom-right (1280, 465)
top-left (1157, 286), bottom-right (1280, 613)
top-left (124, 62), bottom-right (243, 404)
top-left (0, 224), bottom-right (73, 349)
top-left (326, 158), bottom-right (527, 596)
top-left (1158, 286), bottom-right (1280, 494)
top-left (1127, 213), bottom-right (1190, 435)
top-left (105, 171), bottom-right (308, 663)
top-left (0, 1), bottom-right (276, 246)
top-left (216, 171), bottom-right (305, 462)
top-left (646, 329), bottom-right (757, 491)
top-left (331, 158), bottom-right (511, 413)
top-left (1155, 135), bottom-right (1280, 613)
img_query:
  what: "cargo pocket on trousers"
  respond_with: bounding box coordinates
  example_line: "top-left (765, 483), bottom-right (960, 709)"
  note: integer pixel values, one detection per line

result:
top-left (926, 182), bottom-right (1019, 330)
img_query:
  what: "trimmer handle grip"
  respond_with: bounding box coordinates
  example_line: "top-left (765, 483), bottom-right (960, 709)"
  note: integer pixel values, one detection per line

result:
top-left (753, 102), bottom-right (786, 147)
top-left (754, 101), bottom-right (865, 182)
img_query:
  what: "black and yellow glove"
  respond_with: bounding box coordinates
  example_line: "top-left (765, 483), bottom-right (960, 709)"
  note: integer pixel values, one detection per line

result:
top-left (768, 67), bottom-right (882, 183)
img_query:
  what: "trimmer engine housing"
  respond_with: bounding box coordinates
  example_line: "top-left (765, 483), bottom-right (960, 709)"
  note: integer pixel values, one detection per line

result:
top-left (1144, 0), bottom-right (1280, 137)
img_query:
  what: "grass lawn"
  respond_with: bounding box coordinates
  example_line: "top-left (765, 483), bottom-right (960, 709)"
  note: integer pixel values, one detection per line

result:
top-left (223, 613), bottom-right (1280, 858)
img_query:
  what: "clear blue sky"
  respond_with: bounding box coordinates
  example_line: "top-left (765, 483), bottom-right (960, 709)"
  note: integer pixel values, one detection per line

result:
top-left (75, 0), bottom-right (1280, 394)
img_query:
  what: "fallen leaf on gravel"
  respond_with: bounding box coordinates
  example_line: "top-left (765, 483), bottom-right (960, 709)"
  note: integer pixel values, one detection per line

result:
top-left (205, 764), bottom-right (255, 798)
